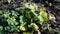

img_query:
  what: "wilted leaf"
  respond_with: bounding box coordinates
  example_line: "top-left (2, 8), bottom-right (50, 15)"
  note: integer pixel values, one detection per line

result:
top-left (7, 0), bottom-right (11, 4)
top-left (49, 14), bottom-right (56, 22)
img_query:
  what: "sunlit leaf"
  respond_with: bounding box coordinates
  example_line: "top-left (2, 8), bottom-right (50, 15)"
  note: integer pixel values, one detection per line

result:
top-left (40, 11), bottom-right (48, 21)
top-left (19, 22), bottom-right (26, 31)
top-left (38, 15), bottom-right (44, 24)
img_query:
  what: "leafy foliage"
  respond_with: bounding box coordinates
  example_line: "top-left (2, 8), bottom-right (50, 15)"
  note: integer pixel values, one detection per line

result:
top-left (0, 2), bottom-right (49, 33)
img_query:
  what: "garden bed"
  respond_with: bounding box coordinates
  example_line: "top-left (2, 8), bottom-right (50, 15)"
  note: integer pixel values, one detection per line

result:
top-left (0, 0), bottom-right (60, 34)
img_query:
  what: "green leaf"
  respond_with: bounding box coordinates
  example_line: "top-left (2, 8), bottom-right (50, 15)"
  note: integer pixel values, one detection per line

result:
top-left (29, 23), bottom-right (39, 30)
top-left (11, 11), bottom-right (19, 17)
top-left (5, 26), bottom-right (10, 31)
top-left (38, 15), bottom-right (44, 24)
top-left (25, 12), bottom-right (31, 19)
top-left (38, 7), bottom-right (48, 24)
top-left (0, 26), bottom-right (3, 31)
top-left (40, 11), bottom-right (48, 22)
top-left (15, 8), bottom-right (20, 11)
top-left (20, 22), bottom-right (27, 31)
top-left (15, 7), bottom-right (25, 11)
top-left (19, 15), bottom-right (25, 23)
top-left (23, 32), bottom-right (30, 34)
top-left (3, 11), bottom-right (11, 18)
top-left (7, 17), bottom-right (18, 25)
top-left (58, 31), bottom-right (60, 34)
top-left (23, 3), bottom-right (37, 12)
top-left (0, 11), bottom-right (3, 14)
